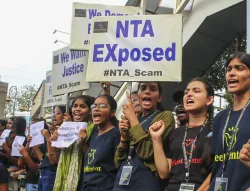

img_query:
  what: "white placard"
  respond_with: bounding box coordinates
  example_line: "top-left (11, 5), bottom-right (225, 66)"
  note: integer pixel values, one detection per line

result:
top-left (29, 121), bottom-right (45, 147)
top-left (87, 14), bottom-right (182, 82)
top-left (52, 46), bottom-right (89, 96)
top-left (51, 122), bottom-right (87, 148)
top-left (0, 129), bottom-right (11, 146)
top-left (11, 136), bottom-right (26, 156)
top-left (43, 70), bottom-right (67, 107)
top-left (70, 3), bottom-right (142, 50)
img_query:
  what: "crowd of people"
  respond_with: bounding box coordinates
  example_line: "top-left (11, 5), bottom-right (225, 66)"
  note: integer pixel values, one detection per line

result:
top-left (0, 52), bottom-right (250, 191)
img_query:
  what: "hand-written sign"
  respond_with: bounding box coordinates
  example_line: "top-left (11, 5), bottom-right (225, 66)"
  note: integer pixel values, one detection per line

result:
top-left (29, 121), bottom-right (45, 147)
top-left (51, 122), bottom-right (87, 148)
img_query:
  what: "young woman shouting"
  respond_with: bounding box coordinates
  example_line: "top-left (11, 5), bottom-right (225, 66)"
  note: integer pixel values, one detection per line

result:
top-left (150, 78), bottom-right (214, 191)
top-left (113, 82), bottom-right (175, 191)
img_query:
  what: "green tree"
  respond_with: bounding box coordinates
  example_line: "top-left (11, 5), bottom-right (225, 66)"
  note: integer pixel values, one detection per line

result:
top-left (4, 84), bottom-right (38, 116)
top-left (16, 84), bottom-right (37, 111)
top-left (203, 32), bottom-right (246, 107)
top-left (4, 102), bottom-right (13, 117)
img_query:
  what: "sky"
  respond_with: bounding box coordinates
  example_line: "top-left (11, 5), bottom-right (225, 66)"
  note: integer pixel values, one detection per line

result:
top-left (0, 0), bottom-right (127, 88)
top-left (0, 0), bottom-right (229, 110)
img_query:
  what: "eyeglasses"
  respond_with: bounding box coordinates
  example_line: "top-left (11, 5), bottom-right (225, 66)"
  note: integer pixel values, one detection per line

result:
top-left (131, 98), bottom-right (137, 103)
top-left (90, 103), bottom-right (108, 110)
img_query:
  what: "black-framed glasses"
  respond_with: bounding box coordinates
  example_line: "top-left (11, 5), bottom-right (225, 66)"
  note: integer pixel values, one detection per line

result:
top-left (90, 103), bottom-right (108, 110)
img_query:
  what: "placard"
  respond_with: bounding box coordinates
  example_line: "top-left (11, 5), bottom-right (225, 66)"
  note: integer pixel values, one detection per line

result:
top-left (52, 46), bottom-right (89, 96)
top-left (51, 122), bottom-right (87, 148)
top-left (11, 136), bottom-right (26, 156)
top-left (70, 2), bottom-right (142, 50)
top-left (43, 70), bottom-right (67, 107)
top-left (87, 14), bottom-right (182, 82)
top-left (0, 129), bottom-right (11, 146)
top-left (29, 121), bottom-right (45, 147)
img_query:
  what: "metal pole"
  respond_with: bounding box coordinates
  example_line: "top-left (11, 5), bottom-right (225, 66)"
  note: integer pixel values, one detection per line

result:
top-left (247, 0), bottom-right (250, 53)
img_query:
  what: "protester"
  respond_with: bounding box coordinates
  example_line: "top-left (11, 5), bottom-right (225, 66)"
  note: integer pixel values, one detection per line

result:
top-left (209, 52), bottom-right (250, 191)
top-left (6, 117), bottom-right (15, 131)
top-left (78, 94), bottom-right (120, 191)
top-left (26, 118), bottom-right (57, 191)
top-left (53, 96), bottom-right (95, 191)
top-left (0, 119), bottom-right (7, 135)
top-left (2, 117), bottom-right (27, 167)
top-left (172, 90), bottom-right (188, 128)
top-left (53, 106), bottom-right (66, 129)
top-left (18, 142), bottom-right (39, 191)
top-left (113, 82), bottom-right (175, 191)
top-left (0, 161), bottom-right (8, 191)
top-left (150, 78), bottom-right (214, 191)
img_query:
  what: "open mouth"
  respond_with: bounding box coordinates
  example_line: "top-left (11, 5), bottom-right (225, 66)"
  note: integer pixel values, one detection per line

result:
top-left (93, 113), bottom-right (101, 121)
top-left (186, 99), bottom-right (194, 105)
top-left (142, 97), bottom-right (152, 106)
top-left (228, 79), bottom-right (239, 87)
top-left (74, 112), bottom-right (83, 120)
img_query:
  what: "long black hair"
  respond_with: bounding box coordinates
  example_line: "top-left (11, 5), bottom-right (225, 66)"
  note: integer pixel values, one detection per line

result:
top-left (187, 77), bottom-right (214, 175)
top-left (226, 52), bottom-right (250, 69)
top-left (95, 94), bottom-right (119, 127)
top-left (137, 82), bottom-right (165, 111)
top-left (14, 117), bottom-right (27, 136)
top-left (55, 105), bottom-right (66, 114)
top-left (70, 95), bottom-right (95, 121)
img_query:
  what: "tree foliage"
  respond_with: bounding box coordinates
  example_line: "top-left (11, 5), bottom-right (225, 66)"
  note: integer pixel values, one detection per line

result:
top-left (4, 84), bottom-right (37, 117)
top-left (16, 85), bottom-right (37, 111)
top-left (203, 32), bottom-right (246, 107)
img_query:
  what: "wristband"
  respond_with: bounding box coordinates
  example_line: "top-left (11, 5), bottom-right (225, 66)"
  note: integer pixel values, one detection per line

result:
top-left (120, 137), bottom-right (129, 143)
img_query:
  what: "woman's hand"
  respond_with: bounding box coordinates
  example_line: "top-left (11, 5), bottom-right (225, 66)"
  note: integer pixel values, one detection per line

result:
top-left (149, 120), bottom-right (166, 140)
top-left (122, 92), bottom-right (139, 127)
top-left (50, 130), bottom-right (59, 141)
top-left (119, 115), bottom-right (130, 140)
top-left (18, 145), bottom-right (28, 158)
top-left (27, 135), bottom-right (32, 143)
top-left (2, 141), bottom-right (10, 151)
top-left (41, 129), bottom-right (51, 142)
top-left (240, 139), bottom-right (250, 168)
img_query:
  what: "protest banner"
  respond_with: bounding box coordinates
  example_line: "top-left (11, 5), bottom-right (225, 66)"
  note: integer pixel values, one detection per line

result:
top-left (29, 121), bottom-right (45, 147)
top-left (86, 14), bottom-right (182, 82)
top-left (51, 122), bottom-right (87, 148)
top-left (0, 129), bottom-right (11, 146)
top-left (43, 70), bottom-right (67, 107)
top-left (52, 46), bottom-right (89, 96)
top-left (11, 136), bottom-right (26, 156)
top-left (70, 3), bottom-right (142, 50)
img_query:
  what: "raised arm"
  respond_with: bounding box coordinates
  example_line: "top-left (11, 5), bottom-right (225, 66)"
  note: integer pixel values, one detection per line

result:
top-left (150, 120), bottom-right (172, 179)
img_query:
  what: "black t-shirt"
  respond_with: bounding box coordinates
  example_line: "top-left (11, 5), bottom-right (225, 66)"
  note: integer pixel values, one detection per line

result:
top-left (209, 105), bottom-right (250, 191)
top-left (26, 149), bottom-right (40, 184)
top-left (166, 125), bottom-right (212, 191)
top-left (0, 147), bottom-right (8, 168)
top-left (81, 127), bottom-right (120, 191)
top-left (0, 162), bottom-right (8, 183)
top-left (113, 111), bottom-right (162, 191)
top-left (39, 140), bottom-right (57, 172)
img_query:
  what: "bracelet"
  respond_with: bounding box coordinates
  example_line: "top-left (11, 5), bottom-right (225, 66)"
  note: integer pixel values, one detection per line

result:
top-left (48, 152), bottom-right (55, 155)
top-left (120, 138), bottom-right (129, 144)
